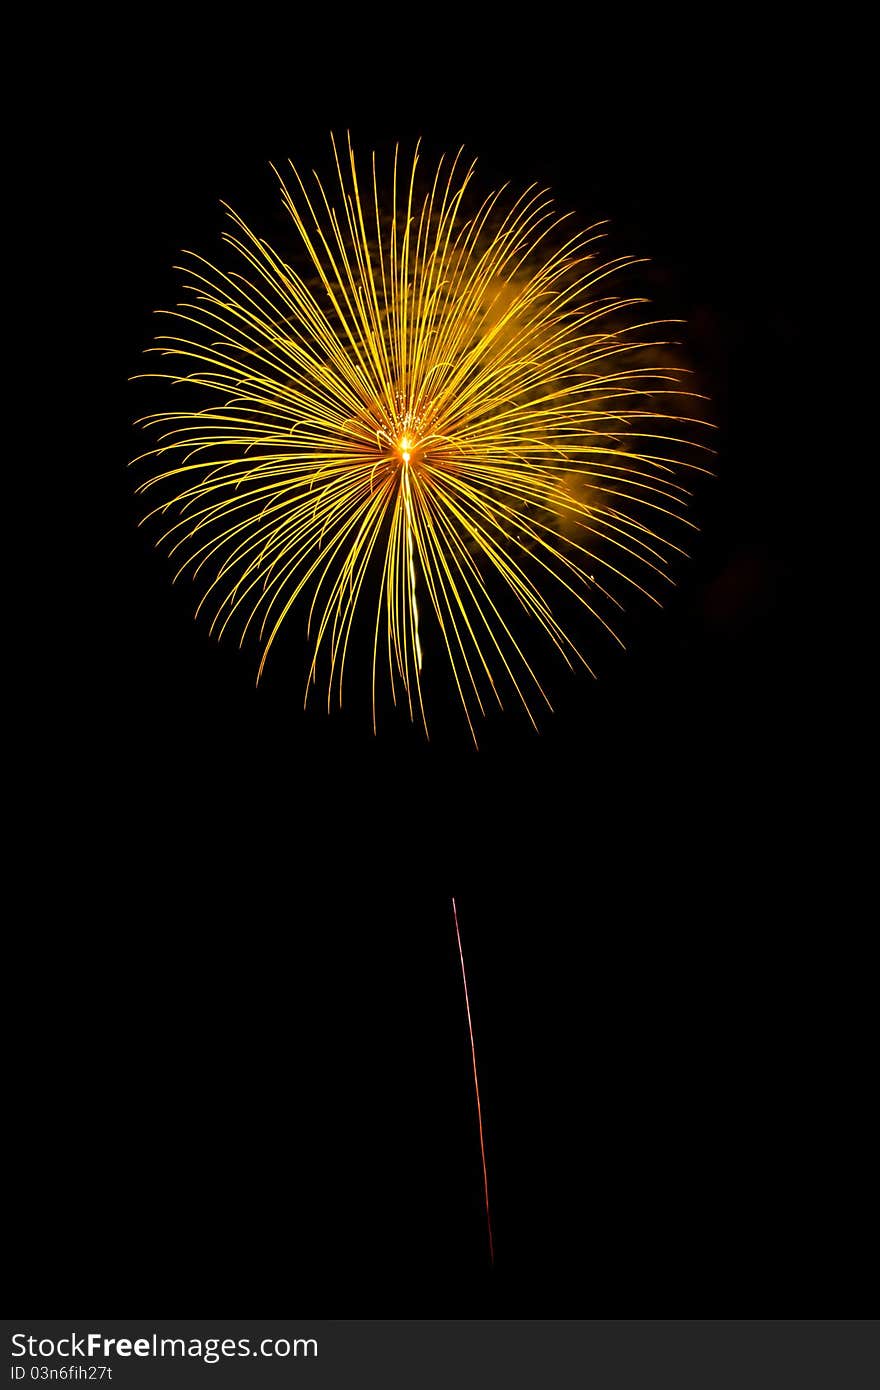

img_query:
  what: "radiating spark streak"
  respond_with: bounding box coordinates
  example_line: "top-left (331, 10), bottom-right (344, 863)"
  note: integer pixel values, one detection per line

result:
top-left (401, 453), bottom-right (423, 670)
top-left (452, 896), bottom-right (494, 1267)
top-left (134, 135), bottom-right (712, 738)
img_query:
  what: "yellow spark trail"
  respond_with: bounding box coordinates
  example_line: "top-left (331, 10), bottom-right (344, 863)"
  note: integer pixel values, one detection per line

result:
top-left (400, 444), bottom-right (422, 671)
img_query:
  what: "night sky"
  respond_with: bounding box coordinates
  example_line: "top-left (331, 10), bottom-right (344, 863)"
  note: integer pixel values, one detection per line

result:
top-left (15, 22), bottom-right (863, 1316)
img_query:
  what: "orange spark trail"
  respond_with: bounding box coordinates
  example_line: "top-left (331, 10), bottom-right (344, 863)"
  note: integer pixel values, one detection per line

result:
top-left (452, 896), bottom-right (495, 1266)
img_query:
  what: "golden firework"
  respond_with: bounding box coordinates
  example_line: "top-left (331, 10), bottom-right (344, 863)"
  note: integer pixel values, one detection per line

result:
top-left (135, 136), bottom-right (710, 740)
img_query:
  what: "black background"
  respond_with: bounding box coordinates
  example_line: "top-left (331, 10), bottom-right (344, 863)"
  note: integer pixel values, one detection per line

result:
top-left (13, 18), bottom-right (862, 1316)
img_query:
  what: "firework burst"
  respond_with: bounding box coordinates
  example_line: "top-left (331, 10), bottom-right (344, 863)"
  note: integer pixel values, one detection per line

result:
top-left (135, 135), bottom-right (711, 740)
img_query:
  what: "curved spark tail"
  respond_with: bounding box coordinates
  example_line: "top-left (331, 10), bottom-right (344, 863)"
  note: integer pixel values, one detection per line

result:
top-left (452, 896), bottom-right (494, 1266)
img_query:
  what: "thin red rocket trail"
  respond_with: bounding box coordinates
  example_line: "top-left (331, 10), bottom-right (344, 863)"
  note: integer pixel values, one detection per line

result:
top-left (452, 896), bottom-right (495, 1266)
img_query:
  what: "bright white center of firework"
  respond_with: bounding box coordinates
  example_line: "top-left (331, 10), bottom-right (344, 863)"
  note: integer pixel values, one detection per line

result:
top-left (400, 436), bottom-right (412, 465)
